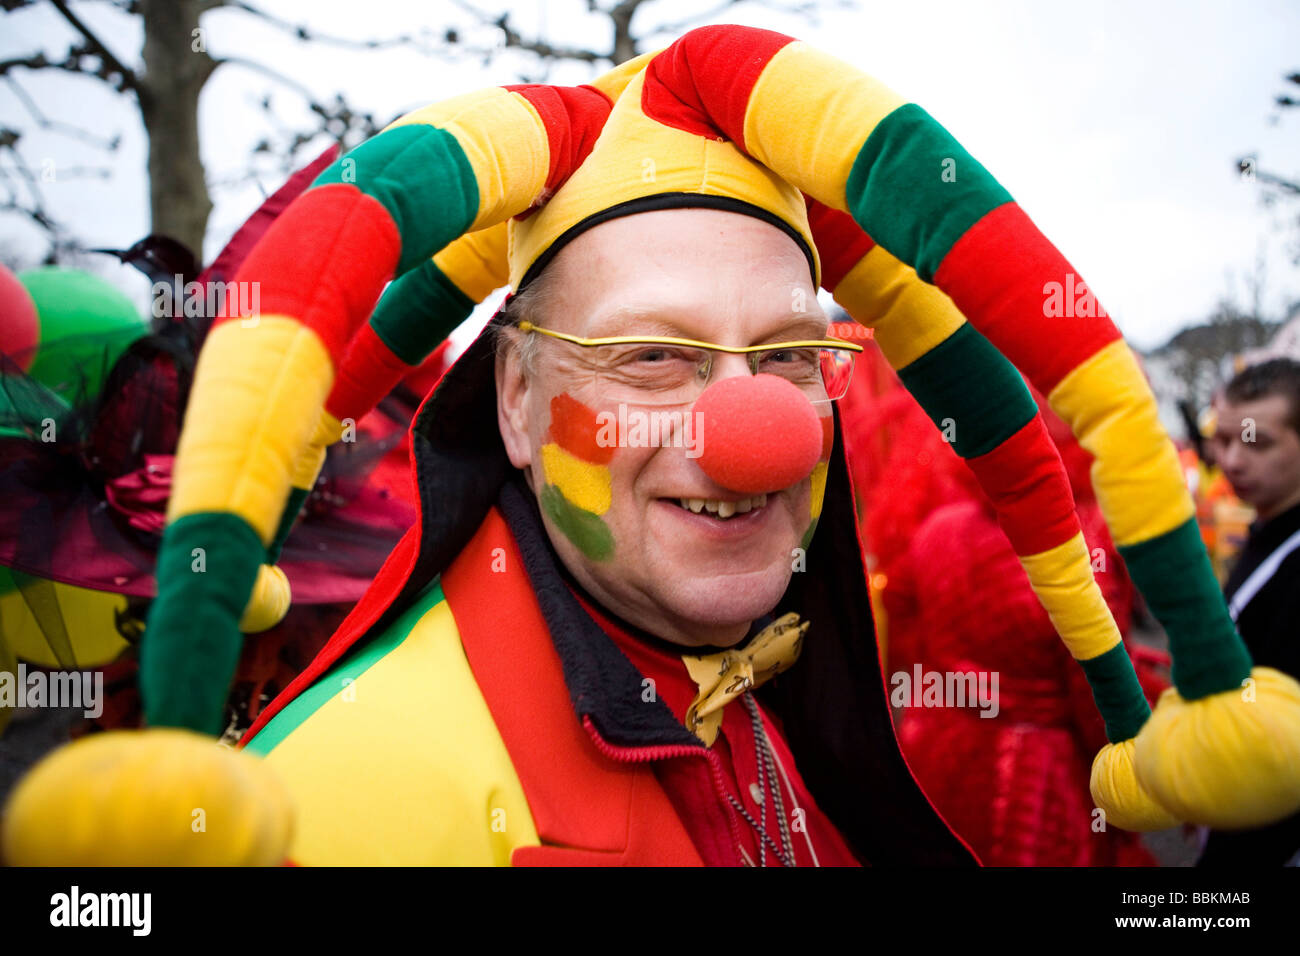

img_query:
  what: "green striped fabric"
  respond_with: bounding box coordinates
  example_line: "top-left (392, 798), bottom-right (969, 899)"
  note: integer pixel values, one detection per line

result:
top-left (895, 322), bottom-right (1037, 458)
top-left (370, 257), bottom-right (476, 367)
top-left (847, 104), bottom-right (1011, 283)
top-left (1117, 519), bottom-right (1253, 700)
top-left (313, 125), bottom-right (480, 277)
top-left (1078, 643), bottom-right (1152, 742)
top-left (143, 512), bottom-right (265, 733)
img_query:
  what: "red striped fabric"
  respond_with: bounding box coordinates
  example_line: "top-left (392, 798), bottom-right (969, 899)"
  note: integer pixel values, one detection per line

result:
top-left (325, 321), bottom-right (413, 424)
top-left (932, 202), bottom-right (1122, 395)
top-left (805, 196), bottom-right (876, 293)
top-left (506, 84), bottom-right (616, 194)
top-left (964, 414), bottom-right (1082, 556)
top-left (216, 184), bottom-right (401, 361)
top-left (641, 25), bottom-right (794, 148)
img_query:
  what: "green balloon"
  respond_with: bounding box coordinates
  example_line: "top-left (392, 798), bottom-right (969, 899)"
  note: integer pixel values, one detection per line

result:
top-left (18, 268), bottom-right (147, 403)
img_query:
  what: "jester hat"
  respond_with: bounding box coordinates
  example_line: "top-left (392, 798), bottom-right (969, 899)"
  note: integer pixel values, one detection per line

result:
top-left (166, 23), bottom-right (1300, 830)
top-left (12, 25), bottom-right (1300, 866)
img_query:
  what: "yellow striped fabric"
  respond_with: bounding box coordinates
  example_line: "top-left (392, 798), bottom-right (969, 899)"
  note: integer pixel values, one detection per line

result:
top-left (386, 87), bottom-right (551, 232)
top-left (828, 244), bottom-right (1122, 665)
top-left (432, 222), bottom-right (510, 304)
top-left (832, 244), bottom-right (966, 370)
top-left (586, 50), bottom-right (661, 101)
top-left (743, 41), bottom-right (908, 212)
top-left (509, 69), bottom-right (816, 290)
top-left (288, 411), bottom-right (345, 492)
top-left (167, 317), bottom-right (333, 544)
top-left (1019, 531), bottom-right (1124, 661)
top-left (1048, 339), bottom-right (1194, 548)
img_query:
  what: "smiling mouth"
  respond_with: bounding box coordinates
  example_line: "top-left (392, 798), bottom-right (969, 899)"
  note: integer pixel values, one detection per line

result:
top-left (670, 493), bottom-right (769, 520)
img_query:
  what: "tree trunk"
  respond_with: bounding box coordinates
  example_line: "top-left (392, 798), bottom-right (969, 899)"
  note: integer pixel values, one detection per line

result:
top-left (137, 0), bottom-right (215, 259)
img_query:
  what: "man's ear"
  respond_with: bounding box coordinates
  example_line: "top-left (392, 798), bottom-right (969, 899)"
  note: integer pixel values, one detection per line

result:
top-left (496, 330), bottom-right (535, 470)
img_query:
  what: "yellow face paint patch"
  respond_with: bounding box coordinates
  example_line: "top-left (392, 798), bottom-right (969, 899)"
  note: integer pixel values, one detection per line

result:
top-left (540, 443), bottom-right (612, 515)
top-left (810, 461), bottom-right (829, 522)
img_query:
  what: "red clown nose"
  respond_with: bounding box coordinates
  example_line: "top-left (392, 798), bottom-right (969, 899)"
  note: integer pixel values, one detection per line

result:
top-left (692, 374), bottom-right (823, 494)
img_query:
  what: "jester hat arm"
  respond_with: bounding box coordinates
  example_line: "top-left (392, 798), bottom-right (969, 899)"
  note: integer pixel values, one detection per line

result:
top-left (146, 83), bottom-right (611, 733)
top-left (146, 24), bottom-right (1300, 832)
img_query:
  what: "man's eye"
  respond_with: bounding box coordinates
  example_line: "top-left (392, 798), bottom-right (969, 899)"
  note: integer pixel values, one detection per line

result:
top-left (761, 348), bottom-right (818, 366)
top-left (627, 347), bottom-right (697, 365)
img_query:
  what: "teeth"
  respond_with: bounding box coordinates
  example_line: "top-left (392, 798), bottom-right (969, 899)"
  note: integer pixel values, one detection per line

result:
top-left (676, 494), bottom-right (769, 518)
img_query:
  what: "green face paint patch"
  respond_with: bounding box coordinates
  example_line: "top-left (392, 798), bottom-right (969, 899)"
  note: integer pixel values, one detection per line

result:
top-left (540, 483), bottom-right (615, 561)
top-left (800, 519), bottom-right (820, 553)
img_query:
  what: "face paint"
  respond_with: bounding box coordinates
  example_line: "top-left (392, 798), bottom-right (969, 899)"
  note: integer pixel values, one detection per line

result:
top-left (540, 393), bottom-right (616, 560)
top-left (540, 484), bottom-right (615, 561)
top-left (801, 414), bottom-right (835, 550)
top-left (549, 392), bottom-right (616, 464)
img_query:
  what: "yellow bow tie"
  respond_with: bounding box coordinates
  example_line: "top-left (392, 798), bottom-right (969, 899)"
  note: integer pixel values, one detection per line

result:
top-left (682, 613), bottom-right (808, 746)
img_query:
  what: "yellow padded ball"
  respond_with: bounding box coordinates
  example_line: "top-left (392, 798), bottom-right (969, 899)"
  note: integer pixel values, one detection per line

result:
top-left (1134, 667), bottom-right (1300, 829)
top-left (1, 728), bottom-right (294, 866)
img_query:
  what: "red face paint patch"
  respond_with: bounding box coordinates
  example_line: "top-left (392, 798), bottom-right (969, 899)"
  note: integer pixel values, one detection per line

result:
top-left (820, 414), bottom-right (834, 461)
top-left (549, 393), bottom-right (615, 465)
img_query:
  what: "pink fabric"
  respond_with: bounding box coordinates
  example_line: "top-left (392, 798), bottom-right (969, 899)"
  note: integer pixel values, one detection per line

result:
top-left (103, 454), bottom-right (172, 534)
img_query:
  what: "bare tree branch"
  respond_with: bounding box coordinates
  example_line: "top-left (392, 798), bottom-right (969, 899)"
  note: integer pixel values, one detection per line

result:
top-left (642, 0), bottom-right (742, 40)
top-left (646, 0), bottom-right (847, 38)
top-left (48, 0), bottom-right (139, 90)
top-left (1256, 169), bottom-right (1300, 196)
top-left (213, 55), bottom-right (320, 106)
top-left (209, 0), bottom-right (444, 54)
top-left (450, 0), bottom-right (609, 64)
top-left (0, 52), bottom-right (56, 76)
top-left (0, 126), bottom-right (87, 261)
top-left (0, 128), bottom-right (52, 218)
top-left (0, 43), bottom-right (135, 92)
top-left (3, 76), bottom-right (121, 150)
top-left (0, 162), bottom-right (111, 180)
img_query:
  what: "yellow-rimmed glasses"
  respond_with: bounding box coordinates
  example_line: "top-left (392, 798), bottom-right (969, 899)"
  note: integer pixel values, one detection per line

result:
top-left (517, 320), bottom-right (863, 406)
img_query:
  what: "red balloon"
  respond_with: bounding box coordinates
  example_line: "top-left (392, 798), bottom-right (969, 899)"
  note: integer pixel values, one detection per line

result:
top-left (693, 374), bottom-right (823, 494)
top-left (0, 264), bottom-right (39, 371)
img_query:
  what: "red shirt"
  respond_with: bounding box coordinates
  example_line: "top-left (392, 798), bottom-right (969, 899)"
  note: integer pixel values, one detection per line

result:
top-left (576, 593), bottom-right (863, 867)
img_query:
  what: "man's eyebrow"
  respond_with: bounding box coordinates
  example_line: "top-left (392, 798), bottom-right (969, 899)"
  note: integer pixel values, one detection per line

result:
top-left (587, 307), bottom-right (831, 341)
top-left (764, 313), bottom-right (833, 339)
top-left (587, 307), bottom-right (688, 338)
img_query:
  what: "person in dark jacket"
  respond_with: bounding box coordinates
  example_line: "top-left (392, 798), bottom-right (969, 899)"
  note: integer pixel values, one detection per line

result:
top-left (1200, 358), bottom-right (1300, 866)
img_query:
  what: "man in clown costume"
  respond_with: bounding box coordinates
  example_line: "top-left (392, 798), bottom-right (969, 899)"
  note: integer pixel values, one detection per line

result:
top-left (6, 25), bottom-right (1300, 867)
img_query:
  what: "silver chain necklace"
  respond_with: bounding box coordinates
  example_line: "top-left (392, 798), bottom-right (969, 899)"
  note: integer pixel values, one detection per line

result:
top-left (725, 692), bottom-right (796, 867)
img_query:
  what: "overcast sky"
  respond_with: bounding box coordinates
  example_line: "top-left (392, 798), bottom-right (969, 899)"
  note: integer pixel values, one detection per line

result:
top-left (2, 0), bottom-right (1298, 350)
